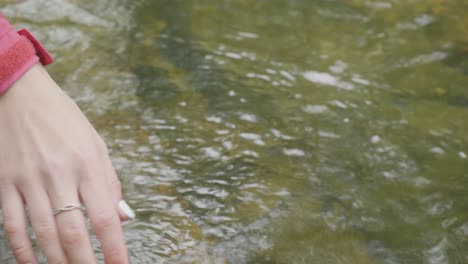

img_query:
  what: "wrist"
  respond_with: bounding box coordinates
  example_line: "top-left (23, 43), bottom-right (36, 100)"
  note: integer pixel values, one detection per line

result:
top-left (0, 64), bottom-right (59, 110)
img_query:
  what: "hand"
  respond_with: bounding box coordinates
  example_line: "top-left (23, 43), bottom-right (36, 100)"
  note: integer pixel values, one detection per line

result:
top-left (0, 64), bottom-right (133, 263)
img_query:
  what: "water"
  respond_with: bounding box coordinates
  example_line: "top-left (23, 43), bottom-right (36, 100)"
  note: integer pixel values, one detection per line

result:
top-left (1, 0), bottom-right (468, 263)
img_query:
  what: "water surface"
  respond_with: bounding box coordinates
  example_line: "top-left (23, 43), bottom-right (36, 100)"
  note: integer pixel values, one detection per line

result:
top-left (1, 0), bottom-right (468, 263)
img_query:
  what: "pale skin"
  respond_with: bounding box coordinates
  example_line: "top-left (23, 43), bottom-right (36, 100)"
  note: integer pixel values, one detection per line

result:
top-left (0, 64), bottom-right (130, 263)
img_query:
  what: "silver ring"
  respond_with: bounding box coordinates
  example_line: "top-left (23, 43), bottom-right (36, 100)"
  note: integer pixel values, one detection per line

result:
top-left (54, 204), bottom-right (83, 216)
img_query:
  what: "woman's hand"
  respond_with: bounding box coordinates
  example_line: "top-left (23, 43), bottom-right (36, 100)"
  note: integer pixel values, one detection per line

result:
top-left (0, 64), bottom-right (132, 264)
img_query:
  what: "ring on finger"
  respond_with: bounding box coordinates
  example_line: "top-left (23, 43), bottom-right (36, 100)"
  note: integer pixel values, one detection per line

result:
top-left (53, 204), bottom-right (83, 216)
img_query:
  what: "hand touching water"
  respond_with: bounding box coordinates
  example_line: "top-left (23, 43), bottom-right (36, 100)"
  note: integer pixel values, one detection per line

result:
top-left (0, 64), bottom-right (133, 264)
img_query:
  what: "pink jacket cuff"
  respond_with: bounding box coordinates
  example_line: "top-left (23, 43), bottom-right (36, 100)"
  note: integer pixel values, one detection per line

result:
top-left (0, 12), bottom-right (53, 95)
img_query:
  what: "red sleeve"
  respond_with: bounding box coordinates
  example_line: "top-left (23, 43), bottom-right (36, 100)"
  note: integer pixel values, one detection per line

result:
top-left (0, 12), bottom-right (27, 60)
top-left (0, 12), bottom-right (53, 95)
top-left (0, 11), bottom-right (14, 37)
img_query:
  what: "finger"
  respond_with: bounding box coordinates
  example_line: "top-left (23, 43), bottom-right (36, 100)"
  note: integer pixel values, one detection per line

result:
top-left (80, 180), bottom-right (129, 264)
top-left (0, 185), bottom-right (39, 264)
top-left (95, 132), bottom-right (134, 222)
top-left (104, 158), bottom-right (134, 221)
top-left (50, 189), bottom-right (97, 263)
top-left (21, 186), bottom-right (67, 263)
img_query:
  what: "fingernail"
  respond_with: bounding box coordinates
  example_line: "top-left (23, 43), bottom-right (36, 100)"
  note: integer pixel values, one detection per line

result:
top-left (119, 200), bottom-right (135, 220)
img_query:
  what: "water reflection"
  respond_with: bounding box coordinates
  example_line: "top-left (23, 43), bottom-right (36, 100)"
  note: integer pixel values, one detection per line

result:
top-left (1, 0), bottom-right (468, 263)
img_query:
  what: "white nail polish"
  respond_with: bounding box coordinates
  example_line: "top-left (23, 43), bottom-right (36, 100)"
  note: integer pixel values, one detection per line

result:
top-left (119, 200), bottom-right (135, 220)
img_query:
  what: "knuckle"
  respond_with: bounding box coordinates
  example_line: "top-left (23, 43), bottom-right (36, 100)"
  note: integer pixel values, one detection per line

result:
top-left (72, 150), bottom-right (91, 168)
top-left (50, 260), bottom-right (67, 264)
top-left (110, 178), bottom-right (122, 193)
top-left (97, 136), bottom-right (110, 155)
top-left (34, 221), bottom-right (57, 243)
top-left (104, 246), bottom-right (127, 264)
top-left (61, 222), bottom-right (88, 247)
top-left (3, 221), bottom-right (22, 237)
top-left (72, 150), bottom-right (98, 181)
top-left (92, 210), bottom-right (116, 231)
top-left (39, 157), bottom-right (62, 176)
top-left (37, 158), bottom-right (65, 187)
top-left (10, 244), bottom-right (33, 263)
top-left (0, 171), bottom-right (13, 185)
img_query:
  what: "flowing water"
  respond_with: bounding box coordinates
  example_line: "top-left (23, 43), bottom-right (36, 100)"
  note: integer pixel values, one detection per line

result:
top-left (1, 0), bottom-right (468, 263)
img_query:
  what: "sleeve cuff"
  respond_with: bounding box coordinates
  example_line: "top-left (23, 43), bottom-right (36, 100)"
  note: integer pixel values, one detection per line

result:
top-left (0, 27), bottom-right (53, 95)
